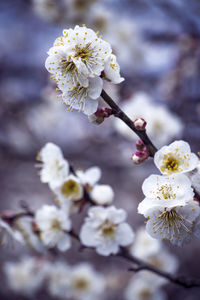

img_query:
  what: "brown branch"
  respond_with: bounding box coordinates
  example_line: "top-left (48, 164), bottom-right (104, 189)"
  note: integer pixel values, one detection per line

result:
top-left (101, 89), bottom-right (157, 157)
top-left (117, 248), bottom-right (200, 289)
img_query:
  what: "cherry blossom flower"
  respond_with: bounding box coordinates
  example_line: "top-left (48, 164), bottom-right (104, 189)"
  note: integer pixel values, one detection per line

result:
top-left (130, 227), bottom-right (161, 259)
top-left (125, 273), bottom-right (167, 300)
top-left (53, 174), bottom-right (84, 214)
top-left (104, 54), bottom-right (124, 84)
top-left (61, 76), bottom-right (103, 114)
top-left (80, 206), bottom-right (134, 256)
top-left (154, 140), bottom-right (199, 175)
top-left (38, 143), bottom-right (69, 189)
top-left (4, 257), bottom-right (48, 295)
top-left (145, 203), bottom-right (200, 246)
top-left (138, 174), bottom-right (194, 215)
top-left (66, 263), bottom-right (106, 300)
top-left (45, 25), bottom-right (112, 88)
top-left (48, 262), bottom-right (71, 298)
top-left (35, 205), bottom-right (71, 251)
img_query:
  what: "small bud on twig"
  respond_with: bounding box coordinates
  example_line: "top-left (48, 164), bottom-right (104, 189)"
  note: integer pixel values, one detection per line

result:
top-left (88, 108), bottom-right (113, 125)
top-left (133, 118), bottom-right (147, 131)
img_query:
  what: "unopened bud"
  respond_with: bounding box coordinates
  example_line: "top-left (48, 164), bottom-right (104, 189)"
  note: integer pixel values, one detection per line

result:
top-left (88, 108), bottom-right (113, 125)
top-left (1, 210), bottom-right (15, 225)
top-left (131, 150), bottom-right (149, 164)
top-left (136, 139), bottom-right (145, 151)
top-left (133, 118), bottom-right (147, 131)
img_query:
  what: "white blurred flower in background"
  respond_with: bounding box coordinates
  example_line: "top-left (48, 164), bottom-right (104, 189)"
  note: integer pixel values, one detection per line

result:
top-left (130, 226), bottom-right (161, 259)
top-left (125, 273), bottom-right (167, 300)
top-left (66, 263), bottom-right (106, 300)
top-left (48, 261), bottom-right (70, 298)
top-left (4, 257), bottom-right (48, 295)
top-left (114, 92), bottom-right (183, 147)
top-left (80, 205), bottom-right (134, 256)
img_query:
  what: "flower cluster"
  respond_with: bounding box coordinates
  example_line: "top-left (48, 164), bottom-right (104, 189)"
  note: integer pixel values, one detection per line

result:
top-left (4, 257), bottom-right (106, 299)
top-left (138, 140), bottom-right (200, 246)
top-left (45, 25), bottom-right (124, 115)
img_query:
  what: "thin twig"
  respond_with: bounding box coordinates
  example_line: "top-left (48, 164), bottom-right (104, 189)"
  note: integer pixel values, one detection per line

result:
top-left (101, 89), bottom-right (157, 157)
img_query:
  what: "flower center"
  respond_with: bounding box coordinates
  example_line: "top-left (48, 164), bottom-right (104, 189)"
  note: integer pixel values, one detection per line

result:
top-left (61, 179), bottom-right (80, 198)
top-left (139, 289), bottom-right (152, 300)
top-left (51, 219), bottom-right (62, 230)
top-left (74, 43), bottom-right (92, 61)
top-left (160, 153), bottom-right (181, 174)
top-left (100, 220), bottom-right (117, 238)
top-left (73, 278), bottom-right (89, 291)
top-left (157, 184), bottom-right (176, 200)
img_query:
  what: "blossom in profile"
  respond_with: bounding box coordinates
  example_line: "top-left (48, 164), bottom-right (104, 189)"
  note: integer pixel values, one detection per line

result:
top-left (66, 263), bottom-right (106, 300)
top-left (35, 205), bottom-right (71, 251)
top-left (38, 143), bottom-right (69, 189)
top-left (145, 203), bottom-right (200, 246)
top-left (80, 206), bottom-right (134, 256)
top-left (154, 140), bottom-right (199, 176)
top-left (4, 257), bottom-right (48, 295)
top-left (104, 54), bottom-right (124, 84)
top-left (138, 174), bottom-right (194, 215)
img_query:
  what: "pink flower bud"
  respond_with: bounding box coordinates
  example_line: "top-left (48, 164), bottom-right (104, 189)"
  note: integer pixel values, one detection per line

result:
top-left (133, 118), bottom-right (147, 131)
top-left (136, 139), bottom-right (146, 151)
top-left (88, 108), bottom-right (113, 125)
top-left (131, 150), bottom-right (149, 164)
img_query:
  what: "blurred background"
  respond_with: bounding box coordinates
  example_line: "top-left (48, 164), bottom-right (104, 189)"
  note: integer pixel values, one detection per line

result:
top-left (0, 0), bottom-right (200, 299)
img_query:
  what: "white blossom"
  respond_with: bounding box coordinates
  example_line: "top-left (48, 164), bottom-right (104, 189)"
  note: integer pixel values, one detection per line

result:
top-left (61, 76), bottom-right (103, 114)
top-left (48, 261), bottom-right (70, 298)
top-left (90, 184), bottom-right (114, 205)
top-left (154, 140), bottom-right (199, 175)
top-left (4, 257), bottom-right (48, 295)
top-left (138, 174), bottom-right (194, 216)
top-left (104, 54), bottom-right (124, 84)
top-left (125, 274), bottom-right (166, 300)
top-left (67, 263), bottom-right (106, 300)
top-left (145, 203), bottom-right (200, 246)
top-left (53, 174), bottom-right (84, 214)
top-left (114, 92), bottom-right (183, 147)
top-left (35, 205), bottom-right (71, 251)
top-left (130, 227), bottom-right (161, 260)
top-left (45, 25), bottom-right (112, 88)
top-left (80, 206), bottom-right (134, 256)
top-left (38, 143), bottom-right (69, 189)
top-left (76, 166), bottom-right (101, 189)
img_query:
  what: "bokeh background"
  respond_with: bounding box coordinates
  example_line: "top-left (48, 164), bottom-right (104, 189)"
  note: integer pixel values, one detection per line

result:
top-left (0, 0), bottom-right (200, 299)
